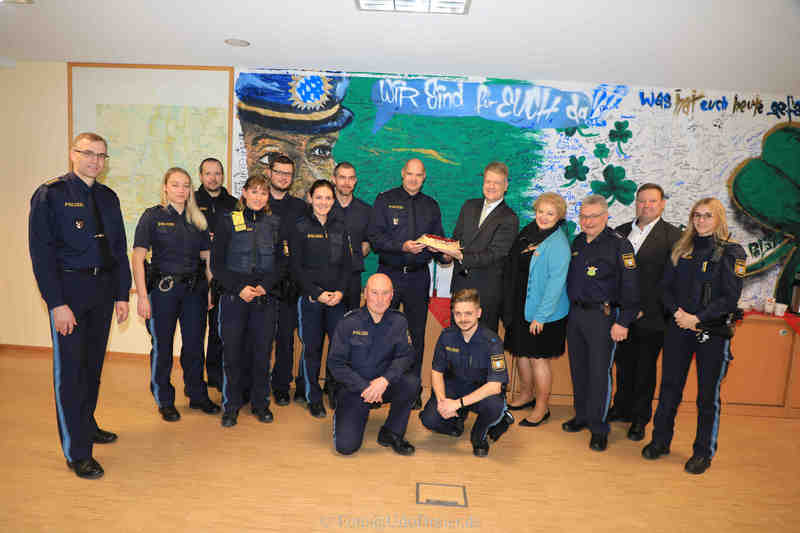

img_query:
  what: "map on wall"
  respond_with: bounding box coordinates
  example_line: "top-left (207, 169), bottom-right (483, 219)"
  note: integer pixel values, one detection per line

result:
top-left (228, 68), bottom-right (798, 305)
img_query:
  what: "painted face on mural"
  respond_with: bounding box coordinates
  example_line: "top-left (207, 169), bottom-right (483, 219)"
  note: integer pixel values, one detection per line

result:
top-left (635, 188), bottom-right (665, 226)
top-left (401, 159), bottom-right (426, 196)
top-left (482, 170), bottom-right (508, 203)
top-left (579, 203), bottom-right (609, 239)
top-left (241, 122), bottom-right (339, 198)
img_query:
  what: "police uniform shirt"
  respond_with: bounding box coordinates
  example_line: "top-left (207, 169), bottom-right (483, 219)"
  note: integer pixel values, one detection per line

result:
top-left (368, 186), bottom-right (447, 267)
top-left (133, 205), bottom-right (211, 274)
top-left (210, 206), bottom-right (286, 295)
top-left (269, 193), bottom-right (307, 237)
top-left (29, 172), bottom-right (131, 309)
top-left (662, 235), bottom-right (746, 322)
top-left (327, 308), bottom-right (414, 393)
top-left (333, 196), bottom-right (372, 273)
top-left (288, 209), bottom-right (351, 299)
top-left (567, 226), bottom-right (640, 327)
top-left (432, 325), bottom-right (509, 388)
top-left (195, 186), bottom-right (237, 236)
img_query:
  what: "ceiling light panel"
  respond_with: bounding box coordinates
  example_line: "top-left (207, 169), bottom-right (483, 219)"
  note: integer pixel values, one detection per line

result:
top-left (356, 0), bottom-right (470, 14)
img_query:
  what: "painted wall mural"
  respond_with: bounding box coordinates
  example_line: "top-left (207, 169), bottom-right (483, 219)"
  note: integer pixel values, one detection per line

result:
top-left (232, 68), bottom-right (798, 306)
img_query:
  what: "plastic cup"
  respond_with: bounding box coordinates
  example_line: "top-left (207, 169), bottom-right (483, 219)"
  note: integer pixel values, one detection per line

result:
top-left (764, 298), bottom-right (776, 314)
top-left (774, 303), bottom-right (788, 317)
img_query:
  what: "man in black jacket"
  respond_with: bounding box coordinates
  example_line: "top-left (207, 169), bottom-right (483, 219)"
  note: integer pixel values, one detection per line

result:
top-left (195, 157), bottom-right (238, 390)
top-left (609, 183), bottom-right (682, 440)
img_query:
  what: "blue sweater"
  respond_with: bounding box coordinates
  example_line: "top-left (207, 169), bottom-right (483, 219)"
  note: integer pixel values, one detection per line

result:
top-left (524, 227), bottom-right (570, 324)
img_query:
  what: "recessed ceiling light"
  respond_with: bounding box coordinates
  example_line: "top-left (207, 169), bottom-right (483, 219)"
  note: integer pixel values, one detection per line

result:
top-left (224, 38), bottom-right (251, 47)
top-left (356, 0), bottom-right (470, 15)
top-left (0, 0), bottom-right (36, 4)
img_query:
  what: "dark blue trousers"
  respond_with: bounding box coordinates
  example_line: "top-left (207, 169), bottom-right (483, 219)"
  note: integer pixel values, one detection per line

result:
top-left (420, 380), bottom-right (506, 444)
top-left (270, 296), bottom-right (300, 394)
top-left (298, 296), bottom-right (345, 404)
top-left (218, 294), bottom-right (277, 412)
top-left (379, 266), bottom-right (430, 380)
top-left (345, 271), bottom-right (363, 311)
top-left (612, 323), bottom-right (665, 424)
top-left (204, 292), bottom-right (223, 388)
top-left (566, 307), bottom-right (617, 435)
top-left (652, 323), bottom-right (731, 459)
top-left (49, 271), bottom-right (114, 462)
top-left (333, 373), bottom-right (420, 455)
top-left (146, 280), bottom-right (208, 408)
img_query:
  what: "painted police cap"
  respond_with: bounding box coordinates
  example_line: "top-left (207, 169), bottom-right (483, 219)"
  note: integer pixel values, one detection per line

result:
top-left (236, 71), bottom-right (353, 135)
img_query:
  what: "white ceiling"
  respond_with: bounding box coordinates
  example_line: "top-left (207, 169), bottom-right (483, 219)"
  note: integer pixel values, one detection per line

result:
top-left (2, 0), bottom-right (799, 93)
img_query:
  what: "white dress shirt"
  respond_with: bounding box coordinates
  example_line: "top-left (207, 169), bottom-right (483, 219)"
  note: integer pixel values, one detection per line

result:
top-left (627, 217), bottom-right (660, 254)
top-left (478, 198), bottom-right (502, 227)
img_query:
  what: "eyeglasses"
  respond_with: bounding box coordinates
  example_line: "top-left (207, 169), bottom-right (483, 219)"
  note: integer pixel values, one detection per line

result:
top-left (692, 212), bottom-right (714, 220)
top-left (73, 149), bottom-right (109, 161)
top-left (579, 213), bottom-right (606, 220)
top-left (271, 170), bottom-right (293, 178)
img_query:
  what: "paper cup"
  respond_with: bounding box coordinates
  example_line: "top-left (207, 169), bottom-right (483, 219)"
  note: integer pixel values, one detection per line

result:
top-left (774, 303), bottom-right (788, 317)
top-left (764, 299), bottom-right (776, 314)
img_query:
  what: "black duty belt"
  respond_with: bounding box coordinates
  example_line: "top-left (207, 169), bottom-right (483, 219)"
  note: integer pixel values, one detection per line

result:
top-left (379, 260), bottom-right (427, 273)
top-left (572, 301), bottom-right (619, 310)
top-left (62, 267), bottom-right (110, 276)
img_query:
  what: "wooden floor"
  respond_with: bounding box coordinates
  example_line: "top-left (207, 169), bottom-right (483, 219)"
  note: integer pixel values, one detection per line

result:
top-left (1, 347), bottom-right (799, 533)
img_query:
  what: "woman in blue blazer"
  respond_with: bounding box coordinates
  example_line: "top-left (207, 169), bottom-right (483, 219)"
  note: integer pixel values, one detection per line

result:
top-left (504, 192), bottom-right (570, 426)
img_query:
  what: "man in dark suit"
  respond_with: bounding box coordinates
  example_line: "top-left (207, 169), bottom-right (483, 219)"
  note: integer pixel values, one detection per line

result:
top-left (609, 183), bottom-right (682, 441)
top-left (437, 162), bottom-right (519, 332)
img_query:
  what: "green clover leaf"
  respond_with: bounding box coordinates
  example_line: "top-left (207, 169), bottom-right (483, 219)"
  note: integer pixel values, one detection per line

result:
top-left (590, 164), bottom-right (637, 206)
top-left (558, 126), bottom-right (598, 138)
top-left (562, 155), bottom-right (589, 187)
top-left (593, 143), bottom-right (610, 165)
top-left (729, 124), bottom-right (800, 303)
top-left (608, 120), bottom-right (632, 156)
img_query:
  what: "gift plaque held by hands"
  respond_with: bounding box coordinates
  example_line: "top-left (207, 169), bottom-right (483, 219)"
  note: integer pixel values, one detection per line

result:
top-left (416, 234), bottom-right (461, 253)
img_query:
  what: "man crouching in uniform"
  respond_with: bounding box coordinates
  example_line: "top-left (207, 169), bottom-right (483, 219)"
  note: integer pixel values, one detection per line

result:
top-left (419, 289), bottom-right (514, 457)
top-left (328, 274), bottom-right (419, 456)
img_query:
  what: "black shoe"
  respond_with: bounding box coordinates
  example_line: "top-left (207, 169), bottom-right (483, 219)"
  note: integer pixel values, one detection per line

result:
top-left (273, 390), bottom-right (291, 406)
top-left (519, 410), bottom-right (551, 427)
top-left (641, 441), bottom-right (670, 460)
top-left (66, 457), bottom-right (104, 479)
top-left (684, 455), bottom-right (712, 475)
top-left (294, 389), bottom-right (306, 405)
top-left (221, 410), bottom-right (238, 427)
top-left (159, 405), bottom-right (180, 422)
top-left (488, 411), bottom-right (515, 441)
top-left (561, 417), bottom-right (587, 433)
top-left (607, 406), bottom-right (632, 423)
top-left (309, 401), bottom-right (327, 418)
top-left (472, 439), bottom-right (490, 457)
top-left (507, 399), bottom-right (536, 411)
top-left (589, 432), bottom-right (608, 451)
top-left (252, 407), bottom-right (274, 423)
top-left (627, 422), bottom-right (646, 441)
top-left (434, 415), bottom-right (464, 437)
top-left (377, 427), bottom-right (415, 456)
top-left (189, 398), bottom-right (221, 415)
top-left (92, 428), bottom-right (118, 444)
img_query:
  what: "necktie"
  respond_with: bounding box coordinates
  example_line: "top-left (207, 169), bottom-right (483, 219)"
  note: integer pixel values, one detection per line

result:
top-left (478, 202), bottom-right (491, 227)
top-left (89, 186), bottom-right (114, 268)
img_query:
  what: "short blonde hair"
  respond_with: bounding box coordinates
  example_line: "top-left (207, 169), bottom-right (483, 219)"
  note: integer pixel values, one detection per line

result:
top-left (483, 161), bottom-right (509, 180)
top-left (72, 132), bottom-right (107, 150)
top-left (533, 192), bottom-right (567, 219)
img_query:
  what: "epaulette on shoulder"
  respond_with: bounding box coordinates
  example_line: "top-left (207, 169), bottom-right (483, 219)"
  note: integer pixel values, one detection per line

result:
top-left (343, 308), bottom-right (360, 318)
top-left (44, 177), bottom-right (63, 187)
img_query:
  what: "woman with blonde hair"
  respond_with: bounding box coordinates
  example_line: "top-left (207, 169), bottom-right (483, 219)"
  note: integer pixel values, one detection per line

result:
top-left (503, 192), bottom-right (571, 426)
top-left (132, 167), bottom-right (218, 422)
top-left (642, 197), bottom-right (745, 475)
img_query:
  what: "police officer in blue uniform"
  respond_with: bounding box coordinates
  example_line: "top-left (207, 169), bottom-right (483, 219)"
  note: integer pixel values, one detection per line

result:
top-left (564, 195), bottom-right (640, 451)
top-left (328, 274), bottom-right (419, 456)
top-left (211, 175), bottom-right (288, 427)
top-left (642, 198), bottom-right (745, 475)
top-left (132, 167), bottom-right (219, 422)
top-left (194, 157), bottom-right (238, 391)
top-left (331, 161), bottom-right (372, 310)
top-left (29, 132), bottom-right (132, 479)
top-left (266, 155), bottom-right (309, 407)
top-left (291, 179), bottom-right (351, 419)
top-left (420, 289), bottom-right (514, 457)
top-left (368, 158), bottom-right (451, 409)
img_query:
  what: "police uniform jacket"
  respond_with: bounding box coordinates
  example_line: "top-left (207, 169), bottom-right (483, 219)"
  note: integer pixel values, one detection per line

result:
top-left (368, 186), bottom-right (448, 268)
top-left (210, 206), bottom-right (287, 295)
top-left (289, 208), bottom-right (351, 299)
top-left (327, 308), bottom-right (414, 393)
top-left (567, 226), bottom-right (640, 327)
top-left (333, 196), bottom-right (372, 273)
top-left (29, 172), bottom-right (131, 309)
top-left (662, 235), bottom-right (745, 322)
top-left (269, 193), bottom-right (307, 244)
top-left (133, 205), bottom-right (210, 274)
top-left (195, 186), bottom-right (237, 236)
top-left (432, 325), bottom-right (509, 388)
